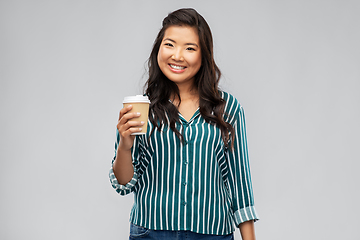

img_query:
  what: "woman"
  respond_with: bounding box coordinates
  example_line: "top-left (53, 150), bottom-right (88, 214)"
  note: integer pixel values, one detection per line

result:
top-left (109, 8), bottom-right (259, 240)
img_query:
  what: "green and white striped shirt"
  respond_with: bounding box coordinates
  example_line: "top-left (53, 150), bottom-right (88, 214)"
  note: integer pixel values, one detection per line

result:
top-left (109, 91), bottom-right (258, 235)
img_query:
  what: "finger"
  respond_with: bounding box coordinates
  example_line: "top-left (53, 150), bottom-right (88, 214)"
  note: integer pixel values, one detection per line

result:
top-left (118, 120), bottom-right (144, 133)
top-left (118, 120), bottom-right (144, 136)
top-left (125, 120), bottom-right (145, 129)
top-left (118, 105), bottom-right (133, 121)
top-left (119, 111), bottom-right (141, 126)
top-left (122, 127), bottom-right (143, 138)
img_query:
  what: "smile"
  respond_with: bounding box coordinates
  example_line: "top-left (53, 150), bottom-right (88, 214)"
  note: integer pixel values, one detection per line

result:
top-left (169, 64), bottom-right (186, 70)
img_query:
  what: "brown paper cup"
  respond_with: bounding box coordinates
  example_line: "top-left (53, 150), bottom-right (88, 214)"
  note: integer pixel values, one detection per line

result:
top-left (123, 95), bottom-right (150, 135)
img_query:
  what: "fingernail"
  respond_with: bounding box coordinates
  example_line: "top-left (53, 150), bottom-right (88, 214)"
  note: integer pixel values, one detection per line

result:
top-left (136, 112), bottom-right (141, 116)
top-left (139, 128), bottom-right (142, 131)
top-left (140, 121), bottom-right (145, 124)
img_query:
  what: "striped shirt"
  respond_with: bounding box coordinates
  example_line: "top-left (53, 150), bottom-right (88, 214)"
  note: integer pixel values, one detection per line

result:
top-left (109, 91), bottom-right (259, 235)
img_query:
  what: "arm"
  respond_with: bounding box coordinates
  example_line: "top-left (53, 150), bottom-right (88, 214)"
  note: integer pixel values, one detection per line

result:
top-left (239, 220), bottom-right (256, 240)
top-left (222, 93), bottom-right (259, 227)
top-left (113, 145), bottom-right (134, 185)
top-left (113, 104), bottom-right (144, 185)
top-left (109, 105), bottom-right (145, 194)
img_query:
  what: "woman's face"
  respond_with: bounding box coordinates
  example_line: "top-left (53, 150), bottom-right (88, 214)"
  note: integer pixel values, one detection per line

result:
top-left (157, 25), bottom-right (202, 88)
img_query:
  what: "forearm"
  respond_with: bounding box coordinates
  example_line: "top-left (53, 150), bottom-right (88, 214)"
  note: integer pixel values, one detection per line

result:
top-left (239, 220), bottom-right (256, 240)
top-left (113, 147), bottom-right (134, 185)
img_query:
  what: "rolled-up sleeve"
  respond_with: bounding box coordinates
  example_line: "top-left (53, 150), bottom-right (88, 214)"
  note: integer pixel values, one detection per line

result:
top-left (109, 129), bottom-right (146, 196)
top-left (225, 102), bottom-right (259, 226)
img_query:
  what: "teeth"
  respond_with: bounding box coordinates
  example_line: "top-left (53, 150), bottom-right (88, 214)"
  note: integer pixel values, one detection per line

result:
top-left (170, 64), bottom-right (185, 70)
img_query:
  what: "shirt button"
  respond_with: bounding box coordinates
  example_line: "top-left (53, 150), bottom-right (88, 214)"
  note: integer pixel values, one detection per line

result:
top-left (184, 161), bottom-right (188, 165)
top-left (182, 201), bottom-right (187, 205)
top-left (183, 182), bottom-right (187, 186)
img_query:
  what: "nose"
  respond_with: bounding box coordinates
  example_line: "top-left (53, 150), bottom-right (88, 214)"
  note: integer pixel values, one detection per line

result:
top-left (171, 48), bottom-right (184, 61)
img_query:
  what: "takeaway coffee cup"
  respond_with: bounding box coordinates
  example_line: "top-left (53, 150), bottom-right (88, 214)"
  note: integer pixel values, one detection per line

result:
top-left (123, 95), bottom-right (150, 135)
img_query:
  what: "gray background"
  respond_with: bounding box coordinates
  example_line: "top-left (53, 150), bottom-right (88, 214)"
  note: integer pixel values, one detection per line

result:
top-left (1, 0), bottom-right (359, 239)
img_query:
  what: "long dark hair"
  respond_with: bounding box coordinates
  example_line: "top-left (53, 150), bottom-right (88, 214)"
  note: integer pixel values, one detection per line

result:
top-left (145, 8), bottom-right (234, 147)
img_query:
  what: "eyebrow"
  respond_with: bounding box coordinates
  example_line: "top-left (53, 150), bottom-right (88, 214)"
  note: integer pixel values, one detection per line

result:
top-left (163, 38), bottom-right (199, 48)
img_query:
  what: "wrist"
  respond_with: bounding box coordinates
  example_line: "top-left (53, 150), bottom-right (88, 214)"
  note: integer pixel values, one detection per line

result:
top-left (118, 140), bottom-right (133, 152)
top-left (239, 220), bottom-right (256, 240)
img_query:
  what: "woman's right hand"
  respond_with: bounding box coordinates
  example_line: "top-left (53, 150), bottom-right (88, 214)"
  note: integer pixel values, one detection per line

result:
top-left (117, 105), bottom-right (145, 151)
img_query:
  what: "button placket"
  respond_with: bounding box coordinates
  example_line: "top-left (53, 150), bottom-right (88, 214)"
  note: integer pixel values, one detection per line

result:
top-left (181, 122), bottom-right (189, 211)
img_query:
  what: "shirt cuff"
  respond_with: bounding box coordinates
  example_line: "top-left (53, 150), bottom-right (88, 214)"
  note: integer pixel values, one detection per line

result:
top-left (109, 167), bottom-right (138, 195)
top-left (233, 206), bottom-right (259, 226)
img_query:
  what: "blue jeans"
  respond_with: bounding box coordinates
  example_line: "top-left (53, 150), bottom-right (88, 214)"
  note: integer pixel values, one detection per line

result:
top-left (129, 223), bottom-right (234, 240)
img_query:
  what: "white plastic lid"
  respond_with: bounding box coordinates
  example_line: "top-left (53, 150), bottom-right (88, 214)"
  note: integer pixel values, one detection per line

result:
top-left (123, 95), bottom-right (150, 103)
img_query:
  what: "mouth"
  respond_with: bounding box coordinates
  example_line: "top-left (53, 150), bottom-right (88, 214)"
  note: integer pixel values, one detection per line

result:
top-left (169, 64), bottom-right (186, 70)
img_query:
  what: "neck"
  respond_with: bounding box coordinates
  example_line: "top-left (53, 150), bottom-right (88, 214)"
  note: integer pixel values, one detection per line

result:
top-left (171, 82), bottom-right (199, 105)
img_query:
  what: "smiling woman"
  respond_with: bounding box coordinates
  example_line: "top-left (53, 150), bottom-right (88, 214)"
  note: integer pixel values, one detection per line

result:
top-left (109, 8), bottom-right (259, 240)
top-left (157, 25), bottom-right (202, 88)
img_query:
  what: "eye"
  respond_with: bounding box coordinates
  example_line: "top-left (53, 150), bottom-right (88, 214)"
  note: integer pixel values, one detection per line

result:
top-left (164, 43), bottom-right (173, 47)
top-left (186, 47), bottom-right (196, 51)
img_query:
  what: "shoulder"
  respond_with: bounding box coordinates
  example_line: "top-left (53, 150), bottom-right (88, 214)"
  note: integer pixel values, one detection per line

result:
top-left (219, 90), bottom-right (243, 115)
